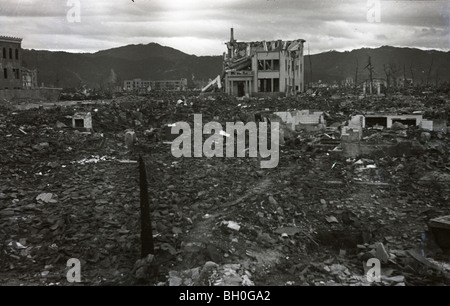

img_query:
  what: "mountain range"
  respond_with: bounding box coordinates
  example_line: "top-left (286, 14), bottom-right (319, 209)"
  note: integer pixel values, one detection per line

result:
top-left (306, 46), bottom-right (450, 86)
top-left (21, 43), bottom-right (450, 89)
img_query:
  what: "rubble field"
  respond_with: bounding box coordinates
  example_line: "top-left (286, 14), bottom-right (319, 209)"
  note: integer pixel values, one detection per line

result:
top-left (1, 91), bottom-right (450, 286)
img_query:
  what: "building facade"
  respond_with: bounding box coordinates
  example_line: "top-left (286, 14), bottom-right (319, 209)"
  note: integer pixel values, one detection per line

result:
top-left (224, 29), bottom-right (305, 97)
top-left (22, 67), bottom-right (38, 89)
top-left (0, 36), bottom-right (22, 89)
top-left (123, 78), bottom-right (188, 92)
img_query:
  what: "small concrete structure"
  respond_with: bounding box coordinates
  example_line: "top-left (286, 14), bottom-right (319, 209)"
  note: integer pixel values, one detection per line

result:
top-left (273, 110), bottom-right (325, 131)
top-left (342, 114), bottom-right (364, 141)
top-left (364, 114), bottom-right (422, 129)
top-left (348, 115), bottom-right (364, 129)
top-left (124, 129), bottom-right (136, 148)
top-left (429, 215), bottom-right (450, 249)
top-left (420, 119), bottom-right (447, 133)
top-left (420, 120), bottom-right (433, 131)
top-left (433, 120), bottom-right (447, 134)
top-left (348, 114), bottom-right (423, 129)
top-left (72, 112), bottom-right (92, 130)
top-left (341, 126), bottom-right (362, 142)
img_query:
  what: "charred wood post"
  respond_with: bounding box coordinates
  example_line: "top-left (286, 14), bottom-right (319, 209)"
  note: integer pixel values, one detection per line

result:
top-left (139, 155), bottom-right (154, 257)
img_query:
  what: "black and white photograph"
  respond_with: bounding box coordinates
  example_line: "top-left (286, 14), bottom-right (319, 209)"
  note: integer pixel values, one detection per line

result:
top-left (1, 0), bottom-right (450, 292)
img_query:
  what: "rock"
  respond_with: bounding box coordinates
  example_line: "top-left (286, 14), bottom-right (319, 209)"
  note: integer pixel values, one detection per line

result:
top-left (376, 242), bottom-right (389, 264)
top-left (124, 129), bottom-right (136, 148)
top-left (382, 275), bottom-right (405, 283)
top-left (201, 261), bottom-right (219, 274)
top-left (225, 221), bottom-right (241, 231)
top-left (258, 232), bottom-right (276, 244)
top-left (135, 266), bottom-right (147, 280)
top-left (391, 122), bottom-right (407, 130)
top-left (274, 226), bottom-right (301, 236)
top-left (55, 121), bottom-right (67, 128)
top-left (420, 132), bottom-right (431, 142)
top-left (326, 216), bottom-right (339, 224)
top-left (199, 261), bottom-right (219, 282)
top-left (360, 250), bottom-right (376, 262)
top-left (47, 161), bottom-right (59, 168)
top-left (32, 142), bottom-right (49, 151)
top-left (182, 241), bottom-right (204, 253)
top-left (168, 272), bottom-right (182, 286)
top-left (268, 195), bottom-right (278, 207)
top-left (36, 193), bottom-right (57, 203)
top-left (242, 274), bottom-right (254, 286)
top-left (206, 244), bottom-right (223, 263)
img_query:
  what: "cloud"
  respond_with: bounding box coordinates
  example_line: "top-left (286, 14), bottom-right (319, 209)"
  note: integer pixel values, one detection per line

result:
top-left (0, 0), bottom-right (448, 55)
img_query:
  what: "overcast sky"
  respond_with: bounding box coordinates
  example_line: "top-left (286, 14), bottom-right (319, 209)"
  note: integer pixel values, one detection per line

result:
top-left (1, 0), bottom-right (449, 56)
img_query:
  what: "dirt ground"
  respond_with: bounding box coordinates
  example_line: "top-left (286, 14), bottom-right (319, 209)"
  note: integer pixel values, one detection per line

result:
top-left (1, 92), bottom-right (450, 286)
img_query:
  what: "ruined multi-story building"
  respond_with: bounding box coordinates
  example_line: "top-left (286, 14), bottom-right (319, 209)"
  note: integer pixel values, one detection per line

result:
top-left (223, 28), bottom-right (305, 97)
top-left (123, 78), bottom-right (188, 92)
top-left (0, 36), bottom-right (22, 89)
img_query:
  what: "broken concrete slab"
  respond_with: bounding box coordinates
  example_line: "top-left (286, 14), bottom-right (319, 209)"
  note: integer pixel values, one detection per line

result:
top-left (420, 120), bottom-right (433, 131)
top-left (391, 121), bottom-right (407, 130)
top-left (341, 127), bottom-right (362, 142)
top-left (124, 129), bottom-right (136, 148)
top-left (36, 193), bottom-right (57, 204)
top-left (376, 242), bottom-right (389, 264)
top-left (273, 110), bottom-right (325, 132)
top-left (429, 215), bottom-right (450, 249)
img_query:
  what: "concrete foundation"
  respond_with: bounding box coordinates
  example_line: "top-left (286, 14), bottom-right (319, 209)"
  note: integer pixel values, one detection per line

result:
top-left (273, 110), bottom-right (325, 131)
top-left (342, 141), bottom-right (424, 158)
top-left (0, 88), bottom-right (62, 101)
top-left (362, 114), bottom-right (422, 129)
top-left (429, 215), bottom-right (450, 249)
top-left (72, 112), bottom-right (92, 130)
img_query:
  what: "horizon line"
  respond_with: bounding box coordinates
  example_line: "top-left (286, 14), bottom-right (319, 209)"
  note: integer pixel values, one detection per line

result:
top-left (20, 43), bottom-right (450, 57)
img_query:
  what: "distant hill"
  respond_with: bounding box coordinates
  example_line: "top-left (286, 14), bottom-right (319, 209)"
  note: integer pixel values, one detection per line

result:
top-left (21, 43), bottom-right (223, 89)
top-left (21, 43), bottom-right (450, 89)
top-left (303, 46), bottom-right (450, 86)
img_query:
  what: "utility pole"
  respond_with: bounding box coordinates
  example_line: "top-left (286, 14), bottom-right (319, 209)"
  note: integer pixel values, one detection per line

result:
top-left (139, 155), bottom-right (154, 257)
top-left (308, 43), bottom-right (313, 89)
top-left (426, 56), bottom-right (434, 86)
top-left (354, 58), bottom-right (359, 96)
top-left (403, 64), bottom-right (406, 88)
top-left (364, 56), bottom-right (374, 95)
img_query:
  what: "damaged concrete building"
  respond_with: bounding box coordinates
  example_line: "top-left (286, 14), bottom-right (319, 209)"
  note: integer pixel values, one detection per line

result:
top-left (223, 28), bottom-right (305, 97)
top-left (123, 78), bottom-right (188, 92)
top-left (0, 35), bottom-right (60, 101)
top-left (0, 36), bottom-right (22, 90)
